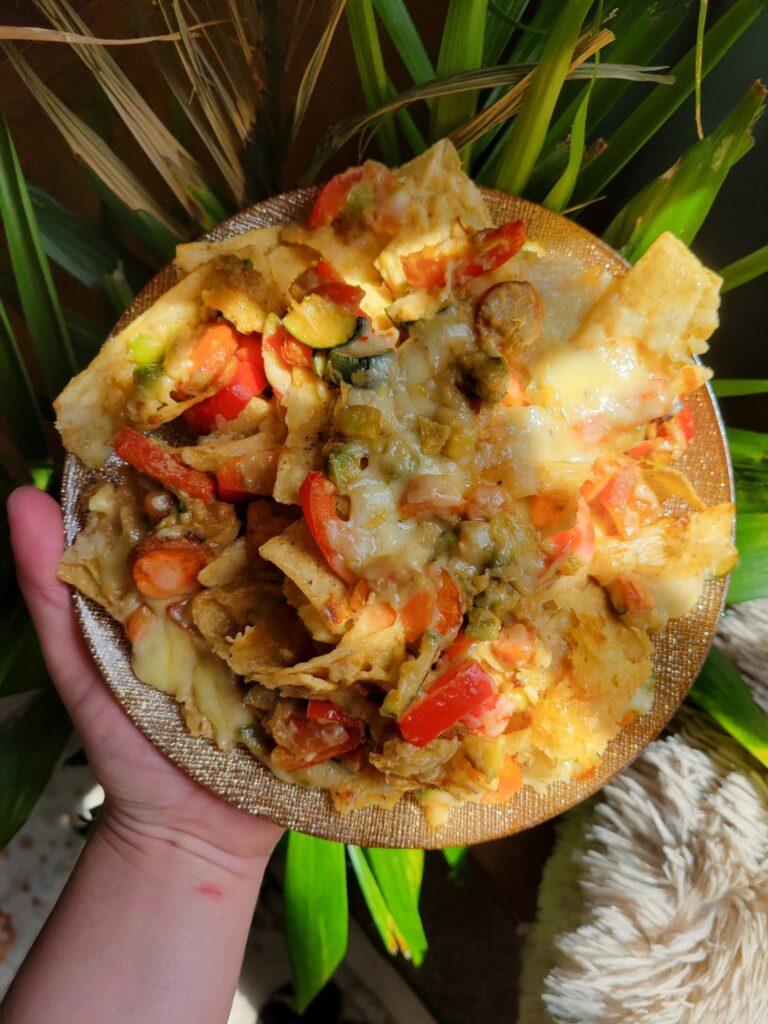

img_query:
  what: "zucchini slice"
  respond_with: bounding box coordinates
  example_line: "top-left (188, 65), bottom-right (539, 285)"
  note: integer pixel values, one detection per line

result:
top-left (328, 348), bottom-right (396, 389)
top-left (283, 293), bottom-right (362, 350)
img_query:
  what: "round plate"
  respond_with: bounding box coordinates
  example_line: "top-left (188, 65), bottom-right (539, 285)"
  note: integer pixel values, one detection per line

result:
top-left (62, 187), bottom-right (732, 848)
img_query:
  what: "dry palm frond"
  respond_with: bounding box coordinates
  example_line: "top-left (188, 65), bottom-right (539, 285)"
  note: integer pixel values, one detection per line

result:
top-left (291, 0), bottom-right (347, 145)
top-left (0, 24), bottom-right (221, 45)
top-left (154, 0), bottom-right (251, 204)
top-left (2, 44), bottom-right (185, 239)
top-left (286, 0), bottom-right (319, 67)
top-left (33, 0), bottom-right (220, 221)
top-left (450, 28), bottom-right (614, 152)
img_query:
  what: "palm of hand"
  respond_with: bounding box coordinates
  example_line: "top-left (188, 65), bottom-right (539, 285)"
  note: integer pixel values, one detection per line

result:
top-left (9, 487), bottom-right (281, 861)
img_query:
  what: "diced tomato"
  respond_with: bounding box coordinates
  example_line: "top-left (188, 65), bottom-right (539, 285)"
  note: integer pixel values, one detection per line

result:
top-left (271, 713), bottom-right (363, 771)
top-left (492, 623), bottom-right (535, 666)
top-left (114, 427), bottom-right (216, 503)
top-left (597, 465), bottom-right (660, 539)
top-left (481, 755), bottom-right (524, 803)
top-left (307, 700), bottom-right (363, 730)
top-left (625, 403), bottom-right (695, 459)
top-left (541, 494), bottom-right (595, 576)
top-left (315, 259), bottom-right (342, 282)
top-left (215, 450), bottom-right (280, 503)
top-left (397, 659), bottom-right (497, 747)
top-left (129, 538), bottom-right (212, 600)
top-left (308, 167), bottom-right (366, 228)
top-left (675, 402), bottom-right (695, 442)
top-left (401, 220), bottom-right (526, 292)
top-left (310, 280), bottom-right (365, 315)
top-left (399, 570), bottom-right (463, 645)
top-left (299, 471), bottom-right (356, 585)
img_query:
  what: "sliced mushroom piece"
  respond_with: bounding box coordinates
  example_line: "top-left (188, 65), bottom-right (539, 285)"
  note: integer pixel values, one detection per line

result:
top-left (475, 281), bottom-right (543, 358)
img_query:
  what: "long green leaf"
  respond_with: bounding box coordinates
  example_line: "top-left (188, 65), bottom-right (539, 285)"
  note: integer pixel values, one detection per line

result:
top-left (0, 113), bottom-right (77, 395)
top-left (720, 244), bottom-right (768, 292)
top-left (603, 82), bottom-right (766, 262)
top-left (688, 646), bottom-right (768, 767)
top-left (346, 0), bottom-right (400, 165)
top-left (535, 0), bottom-right (690, 190)
top-left (727, 427), bottom-right (768, 513)
top-left (443, 845), bottom-right (469, 870)
top-left (0, 599), bottom-right (50, 696)
top-left (348, 845), bottom-right (403, 956)
top-left (372, 0), bottom-right (434, 85)
top-left (28, 185), bottom-right (148, 303)
top-left (484, 0), bottom-right (532, 65)
top-left (430, 0), bottom-right (489, 164)
top-left (492, 0), bottom-right (593, 195)
top-left (0, 688), bottom-right (72, 848)
top-left (543, 86), bottom-right (590, 212)
top-left (714, 379), bottom-right (768, 398)
top-left (364, 847), bottom-right (427, 965)
top-left (729, 511), bottom-right (768, 604)
top-left (0, 300), bottom-right (47, 462)
top-left (284, 833), bottom-right (348, 1012)
top-left (574, 0), bottom-right (766, 202)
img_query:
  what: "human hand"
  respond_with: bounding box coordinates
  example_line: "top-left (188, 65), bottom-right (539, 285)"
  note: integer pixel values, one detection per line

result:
top-left (8, 486), bottom-right (283, 872)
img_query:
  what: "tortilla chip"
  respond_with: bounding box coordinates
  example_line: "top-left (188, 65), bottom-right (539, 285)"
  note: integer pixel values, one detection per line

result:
top-left (374, 139), bottom-right (491, 295)
top-left (259, 519), bottom-right (351, 633)
top-left (273, 372), bottom-right (332, 504)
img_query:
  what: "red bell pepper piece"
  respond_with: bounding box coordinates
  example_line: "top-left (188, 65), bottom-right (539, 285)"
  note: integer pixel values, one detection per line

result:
top-left (308, 167), bottom-right (366, 228)
top-left (398, 658), bottom-right (497, 747)
top-left (183, 334), bottom-right (267, 434)
top-left (299, 471), bottom-right (356, 585)
top-left (271, 714), bottom-right (362, 771)
top-left (307, 700), bottom-right (362, 730)
top-left (114, 427), bottom-right (216, 503)
top-left (401, 220), bottom-right (526, 292)
top-left (541, 494), bottom-right (595, 575)
top-left (310, 280), bottom-right (365, 315)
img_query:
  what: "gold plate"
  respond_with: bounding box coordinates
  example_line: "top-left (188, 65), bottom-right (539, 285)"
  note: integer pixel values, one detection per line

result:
top-left (61, 187), bottom-right (732, 848)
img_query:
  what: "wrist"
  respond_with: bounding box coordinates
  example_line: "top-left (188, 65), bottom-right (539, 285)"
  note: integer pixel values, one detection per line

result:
top-left (97, 801), bottom-right (281, 892)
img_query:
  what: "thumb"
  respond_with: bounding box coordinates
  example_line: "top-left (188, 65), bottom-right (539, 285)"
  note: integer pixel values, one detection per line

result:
top-left (8, 487), bottom-right (110, 727)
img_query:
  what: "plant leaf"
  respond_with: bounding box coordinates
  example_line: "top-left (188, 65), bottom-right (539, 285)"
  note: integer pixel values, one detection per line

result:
top-left (0, 299), bottom-right (48, 463)
top-left (0, 598), bottom-right (50, 697)
top-left (443, 845), bottom-right (469, 870)
top-left (574, 0), bottom-right (766, 202)
top-left (688, 646), bottom-right (768, 767)
top-left (543, 86), bottom-right (590, 212)
top-left (694, 0), bottom-right (709, 139)
top-left (713, 379), bottom-right (768, 398)
top-left (533, 0), bottom-right (689, 194)
top-left (28, 185), bottom-right (148, 302)
top-left (0, 688), bottom-right (72, 849)
top-left (0, 112), bottom-right (77, 395)
top-left (492, 0), bottom-right (596, 195)
top-left (35, 0), bottom-right (227, 227)
top-left (346, 0), bottom-right (400, 165)
top-left (603, 82), bottom-right (766, 262)
top-left (291, 0), bottom-right (347, 146)
top-left (0, 24), bottom-right (219, 45)
top-left (284, 832), bottom-right (348, 1012)
top-left (727, 427), bottom-right (768, 514)
top-left (3, 45), bottom-right (186, 244)
top-left (485, 0), bottom-right (536, 65)
top-left (364, 847), bottom-right (427, 965)
top-left (348, 845), bottom-right (403, 956)
top-left (430, 0), bottom-right (489, 164)
top-left (372, 0), bottom-right (434, 85)
top-left (720, 243), bottom-right (768, 292)
top-left (729, 511), bottom-right (768, 604)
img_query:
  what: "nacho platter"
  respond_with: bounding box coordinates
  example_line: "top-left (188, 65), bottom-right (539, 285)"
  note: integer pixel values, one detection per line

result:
top-left (60, 143), bottom-right (734, 847)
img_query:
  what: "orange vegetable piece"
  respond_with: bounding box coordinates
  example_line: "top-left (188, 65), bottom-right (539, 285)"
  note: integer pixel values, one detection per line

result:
top-left (130, 538), bottom-right (212, 600)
